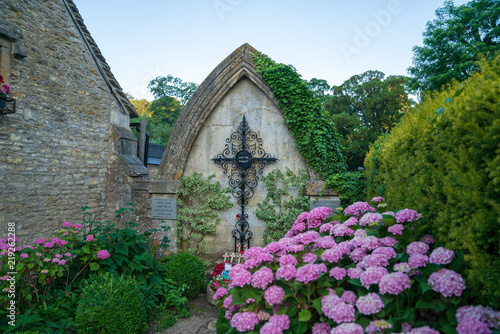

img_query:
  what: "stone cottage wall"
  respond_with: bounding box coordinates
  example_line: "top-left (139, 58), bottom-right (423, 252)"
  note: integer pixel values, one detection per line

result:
top-left (0, 1), bottom-right (143, 242)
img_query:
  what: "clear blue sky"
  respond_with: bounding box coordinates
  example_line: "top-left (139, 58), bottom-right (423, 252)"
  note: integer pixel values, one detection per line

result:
top-left (73, 0), bottom-right (469, 101)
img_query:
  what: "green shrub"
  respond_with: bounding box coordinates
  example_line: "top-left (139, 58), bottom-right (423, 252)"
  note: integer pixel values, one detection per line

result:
top-left (215, 306), bottom-right (230, 334)
top-left (75, 273), bottom-right (147, 334)
top-left (163, 252), bottom-right (205, 298)
top-left (364, 56), bottom-right (500, 307)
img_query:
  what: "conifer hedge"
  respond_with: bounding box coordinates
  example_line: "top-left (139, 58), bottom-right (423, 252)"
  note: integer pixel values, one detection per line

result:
top-left (365, 57), bottom-right (500, 308)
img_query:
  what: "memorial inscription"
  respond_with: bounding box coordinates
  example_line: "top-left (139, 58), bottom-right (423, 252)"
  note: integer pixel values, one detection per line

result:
top-left (151, 198), bottom-right (177, 219)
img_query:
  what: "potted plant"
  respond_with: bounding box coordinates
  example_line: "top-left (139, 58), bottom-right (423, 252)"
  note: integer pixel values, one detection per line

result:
top-left (0, 75), bottom-right (15, 114)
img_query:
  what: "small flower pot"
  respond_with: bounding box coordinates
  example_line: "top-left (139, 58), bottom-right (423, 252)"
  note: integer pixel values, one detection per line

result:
top-left (206, 283), bottom-right (216, 306)
top-left (0, 96), bottom-right (15, 114)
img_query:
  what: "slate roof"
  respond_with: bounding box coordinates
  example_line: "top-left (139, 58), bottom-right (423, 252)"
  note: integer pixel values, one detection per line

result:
top-left (64, 0), bottom-right (138, 118)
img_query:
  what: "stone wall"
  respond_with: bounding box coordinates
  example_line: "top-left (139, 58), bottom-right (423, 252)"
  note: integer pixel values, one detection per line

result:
top-left (0, 0), bottom-right (144, 242)
top-left (181, 77), bottom-right (309, 255)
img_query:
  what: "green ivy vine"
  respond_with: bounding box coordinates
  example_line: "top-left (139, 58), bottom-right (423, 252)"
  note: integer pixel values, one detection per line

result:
top-left (255, 168), bottom-right (310, 243)
top-left (252, 52), bottom-right (365, 204)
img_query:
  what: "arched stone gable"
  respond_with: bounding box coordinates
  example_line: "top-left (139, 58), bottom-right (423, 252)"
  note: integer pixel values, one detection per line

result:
top-left (159, 43), bottom-right (278, 179)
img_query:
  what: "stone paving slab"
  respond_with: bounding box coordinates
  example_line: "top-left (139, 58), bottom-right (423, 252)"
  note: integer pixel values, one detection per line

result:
top-left (159, 293), bottom-right (218, 334)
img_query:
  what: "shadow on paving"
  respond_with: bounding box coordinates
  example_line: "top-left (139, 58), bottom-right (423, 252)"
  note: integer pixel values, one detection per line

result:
top-left (159, 293), bottom-right (218, 334)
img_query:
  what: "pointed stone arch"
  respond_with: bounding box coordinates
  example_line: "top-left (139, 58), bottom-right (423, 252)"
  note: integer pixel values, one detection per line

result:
top-left (158, 43), bottom-right (279, 179)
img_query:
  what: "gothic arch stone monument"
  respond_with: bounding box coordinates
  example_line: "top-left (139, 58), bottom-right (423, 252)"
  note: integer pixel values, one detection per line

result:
top-left (135, 44), bottom-right (339, 258)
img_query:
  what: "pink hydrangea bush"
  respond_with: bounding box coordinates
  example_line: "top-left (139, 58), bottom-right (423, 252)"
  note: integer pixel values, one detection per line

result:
top-left (0, 221), bottom-right (114, 307)
top-left (214, 198), bottom-right (500, 333)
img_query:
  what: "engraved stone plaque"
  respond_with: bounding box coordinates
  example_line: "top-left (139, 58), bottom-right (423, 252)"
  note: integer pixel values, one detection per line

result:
top-left (151, 198), bottom-right (177, 219)
top-left (310, 199), bottom-right (341, 213)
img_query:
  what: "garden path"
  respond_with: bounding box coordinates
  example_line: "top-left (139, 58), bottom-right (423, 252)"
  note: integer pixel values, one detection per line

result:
top-left (159, 292), bottom-right (218, 334)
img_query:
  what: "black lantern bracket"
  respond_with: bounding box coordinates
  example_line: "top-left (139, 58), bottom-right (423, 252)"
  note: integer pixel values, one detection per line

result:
top-left (212, 115), bottom-right (278, 252)
top-left (0, 96), bottom-right (16, 115)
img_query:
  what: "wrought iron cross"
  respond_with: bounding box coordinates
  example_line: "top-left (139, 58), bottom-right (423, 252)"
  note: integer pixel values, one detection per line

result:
top-left (212, 115), bottom-right (278, 252)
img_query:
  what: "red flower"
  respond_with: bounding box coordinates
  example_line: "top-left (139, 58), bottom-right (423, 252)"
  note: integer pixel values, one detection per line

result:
top-left (236, 214), bottom-right (241, 219)
top-left (239, 250), bottom-right (244, 254)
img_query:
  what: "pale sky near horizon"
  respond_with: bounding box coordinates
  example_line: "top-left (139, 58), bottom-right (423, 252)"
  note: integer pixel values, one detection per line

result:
top-left (73, 0), bottom-right (470, 101)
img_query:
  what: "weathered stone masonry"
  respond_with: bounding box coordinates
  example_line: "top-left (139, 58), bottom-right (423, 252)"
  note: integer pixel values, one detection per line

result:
top-left (0, 0), bottom-right (146, 242)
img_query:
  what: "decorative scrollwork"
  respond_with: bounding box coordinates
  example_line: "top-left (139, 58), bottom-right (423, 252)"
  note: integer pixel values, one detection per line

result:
top-left (212, 115), bottom-right (278, 251)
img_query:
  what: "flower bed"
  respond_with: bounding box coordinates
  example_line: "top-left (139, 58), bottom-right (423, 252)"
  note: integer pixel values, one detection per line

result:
top-left (213, 198), bottom-right (500, 333)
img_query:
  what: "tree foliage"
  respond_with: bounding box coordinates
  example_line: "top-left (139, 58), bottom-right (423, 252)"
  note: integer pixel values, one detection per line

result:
top-left (365, 56), bottom-right (500, 308)
top-left (148, 74), bottom-right (199, 107)
top-left (408, 0), bottom-right (500, 94)
top-left (325, 70), bottom-right (412, 171)
top-left (306, 78), bottom-right (331, 104)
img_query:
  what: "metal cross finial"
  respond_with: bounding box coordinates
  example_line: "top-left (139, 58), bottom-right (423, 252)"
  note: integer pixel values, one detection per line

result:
top-left (212, 115), bottom-right (278, 252)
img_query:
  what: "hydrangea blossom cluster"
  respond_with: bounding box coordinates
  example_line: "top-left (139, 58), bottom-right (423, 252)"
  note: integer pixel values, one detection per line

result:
top-left (213, 203), bottom-right (499, 333)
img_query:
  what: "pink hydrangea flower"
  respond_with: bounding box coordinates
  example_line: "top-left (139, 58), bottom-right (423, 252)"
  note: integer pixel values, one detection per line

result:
top-left (379, 237), bottom-right (398, 247)
top-left (372, 247), bottom-right (397, 260)
top-left (62, 222), bottom-right (72, 227)
top-left (302, 252), bottom-right (317, 264)
top-left (268, 314), bottom-right (290, 330)
top-left (379, 272), bottom-right (411, 295)
top-left (230, 311), bottom-right (259, 332)
top-left (356, 293), bottom-right (384, 315)
top-left (393, 262), bottom-right (411, 273)
top-left (420, 234), bottom-right (435, 244)
top-left (371, 196), bottom-right (385, 202)
top-left (332, 224), bottom-right (355, 237)
top-left (243, 246), bottom-right (263, 260)
top-left (54, 254), bottom-right (63, 259)
top-left (395, 208), bottom-right (422, 223)
top-left (96, 249), bottom-right (110, 260)
top-left (43, 242), bottom-right (54, 248)
top-left (276, 265), bottom-right (296, 281)
top-left (407, 241), bottom-right (430, 256)
top-left (265, 241), bottom-right (283, 254)
top-left (20, 253), bottom-right (28, 259)
top-left (409, 254), bottom-right (429, 268)
top-left (213, 287), bottom-right (228, 300)
top-left (326, 302), bottom-right (355, 323)
top-left (321, 247), bottom-right (343, 263)
top-left (58, 259), bottom-right (67, 265)
top-left (349, 247), bottom-right (366, 263)
top-left (296, 231), bottom-right (320, 245)
top-left (407, 326), bottom-right (440, 334)
top-left (64, 253), bottom-right (72, 257)
top-left (319, 223), bottom-right (333, 233)
top-left (52, 258), bottom-right (60, 263)
top-left (73, 224), bottom-right (82, 230)
top-left (223, 295), bottom-right (233, 308)
top-left (86, 235), bottom-right (95, 242)
top-left (315, 236), bottom-right (336, 249)
top-left (251, 266), bottom-right (274, 290)
top-left (429, 247), bottom-right (455, 265)
top-left (366, 320), bottom-right (392, 334)
top-left (456, 305), bottom-right (499, 328)
top-left (341, 290), bottom-right (357, 305)
top-left (279, 254), bottom-right (298, 266)
top-left (330, 267), bottom-right (347, 280)
top-left (35, 238), bottom-right (45, 245)
top-left (344, 217), bottom-right (358, 226)
top-left (456, 319), bottom-right (492, 334)
top-left (359, 254), bottom-right (389, 269)
top-left (344, 201), bottom-right (376, 217)
top-left (312, 323), bottom-right (331, 334)
top-left (428, 269), bottom-right (466, 297)
top-left (308, 206), bottom-right (331, 229)
top-left (388, 224), bottom-right (404, 235)
top-left (360, 267), bottom-right (388, 289)
top-left (257, 252), bottom-right (273, 264)
top-left (347, 267), bottom-right (363, 279)
top-left (296, 263), bottom-right (326, 284)
top-left (359, 212), bottom-right (383, 226)
top-left (285, 244), bottom-right (305, 253)
top-left (330, 323), bottom-right (364, 334)
top-left (264, 285), bottom-right (285, 306)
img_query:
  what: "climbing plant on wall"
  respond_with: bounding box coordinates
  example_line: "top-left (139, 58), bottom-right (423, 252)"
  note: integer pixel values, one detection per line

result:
top-left (252, 52), bottom-right (365, 204)
top-left (255, 168), bottom-right (310, 243)
top-left (175, 172), bottom-right (232, 256)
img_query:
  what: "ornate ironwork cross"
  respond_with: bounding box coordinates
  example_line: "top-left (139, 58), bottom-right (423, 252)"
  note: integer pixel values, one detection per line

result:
top-left (212, 115), bottom-right (278, 252)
